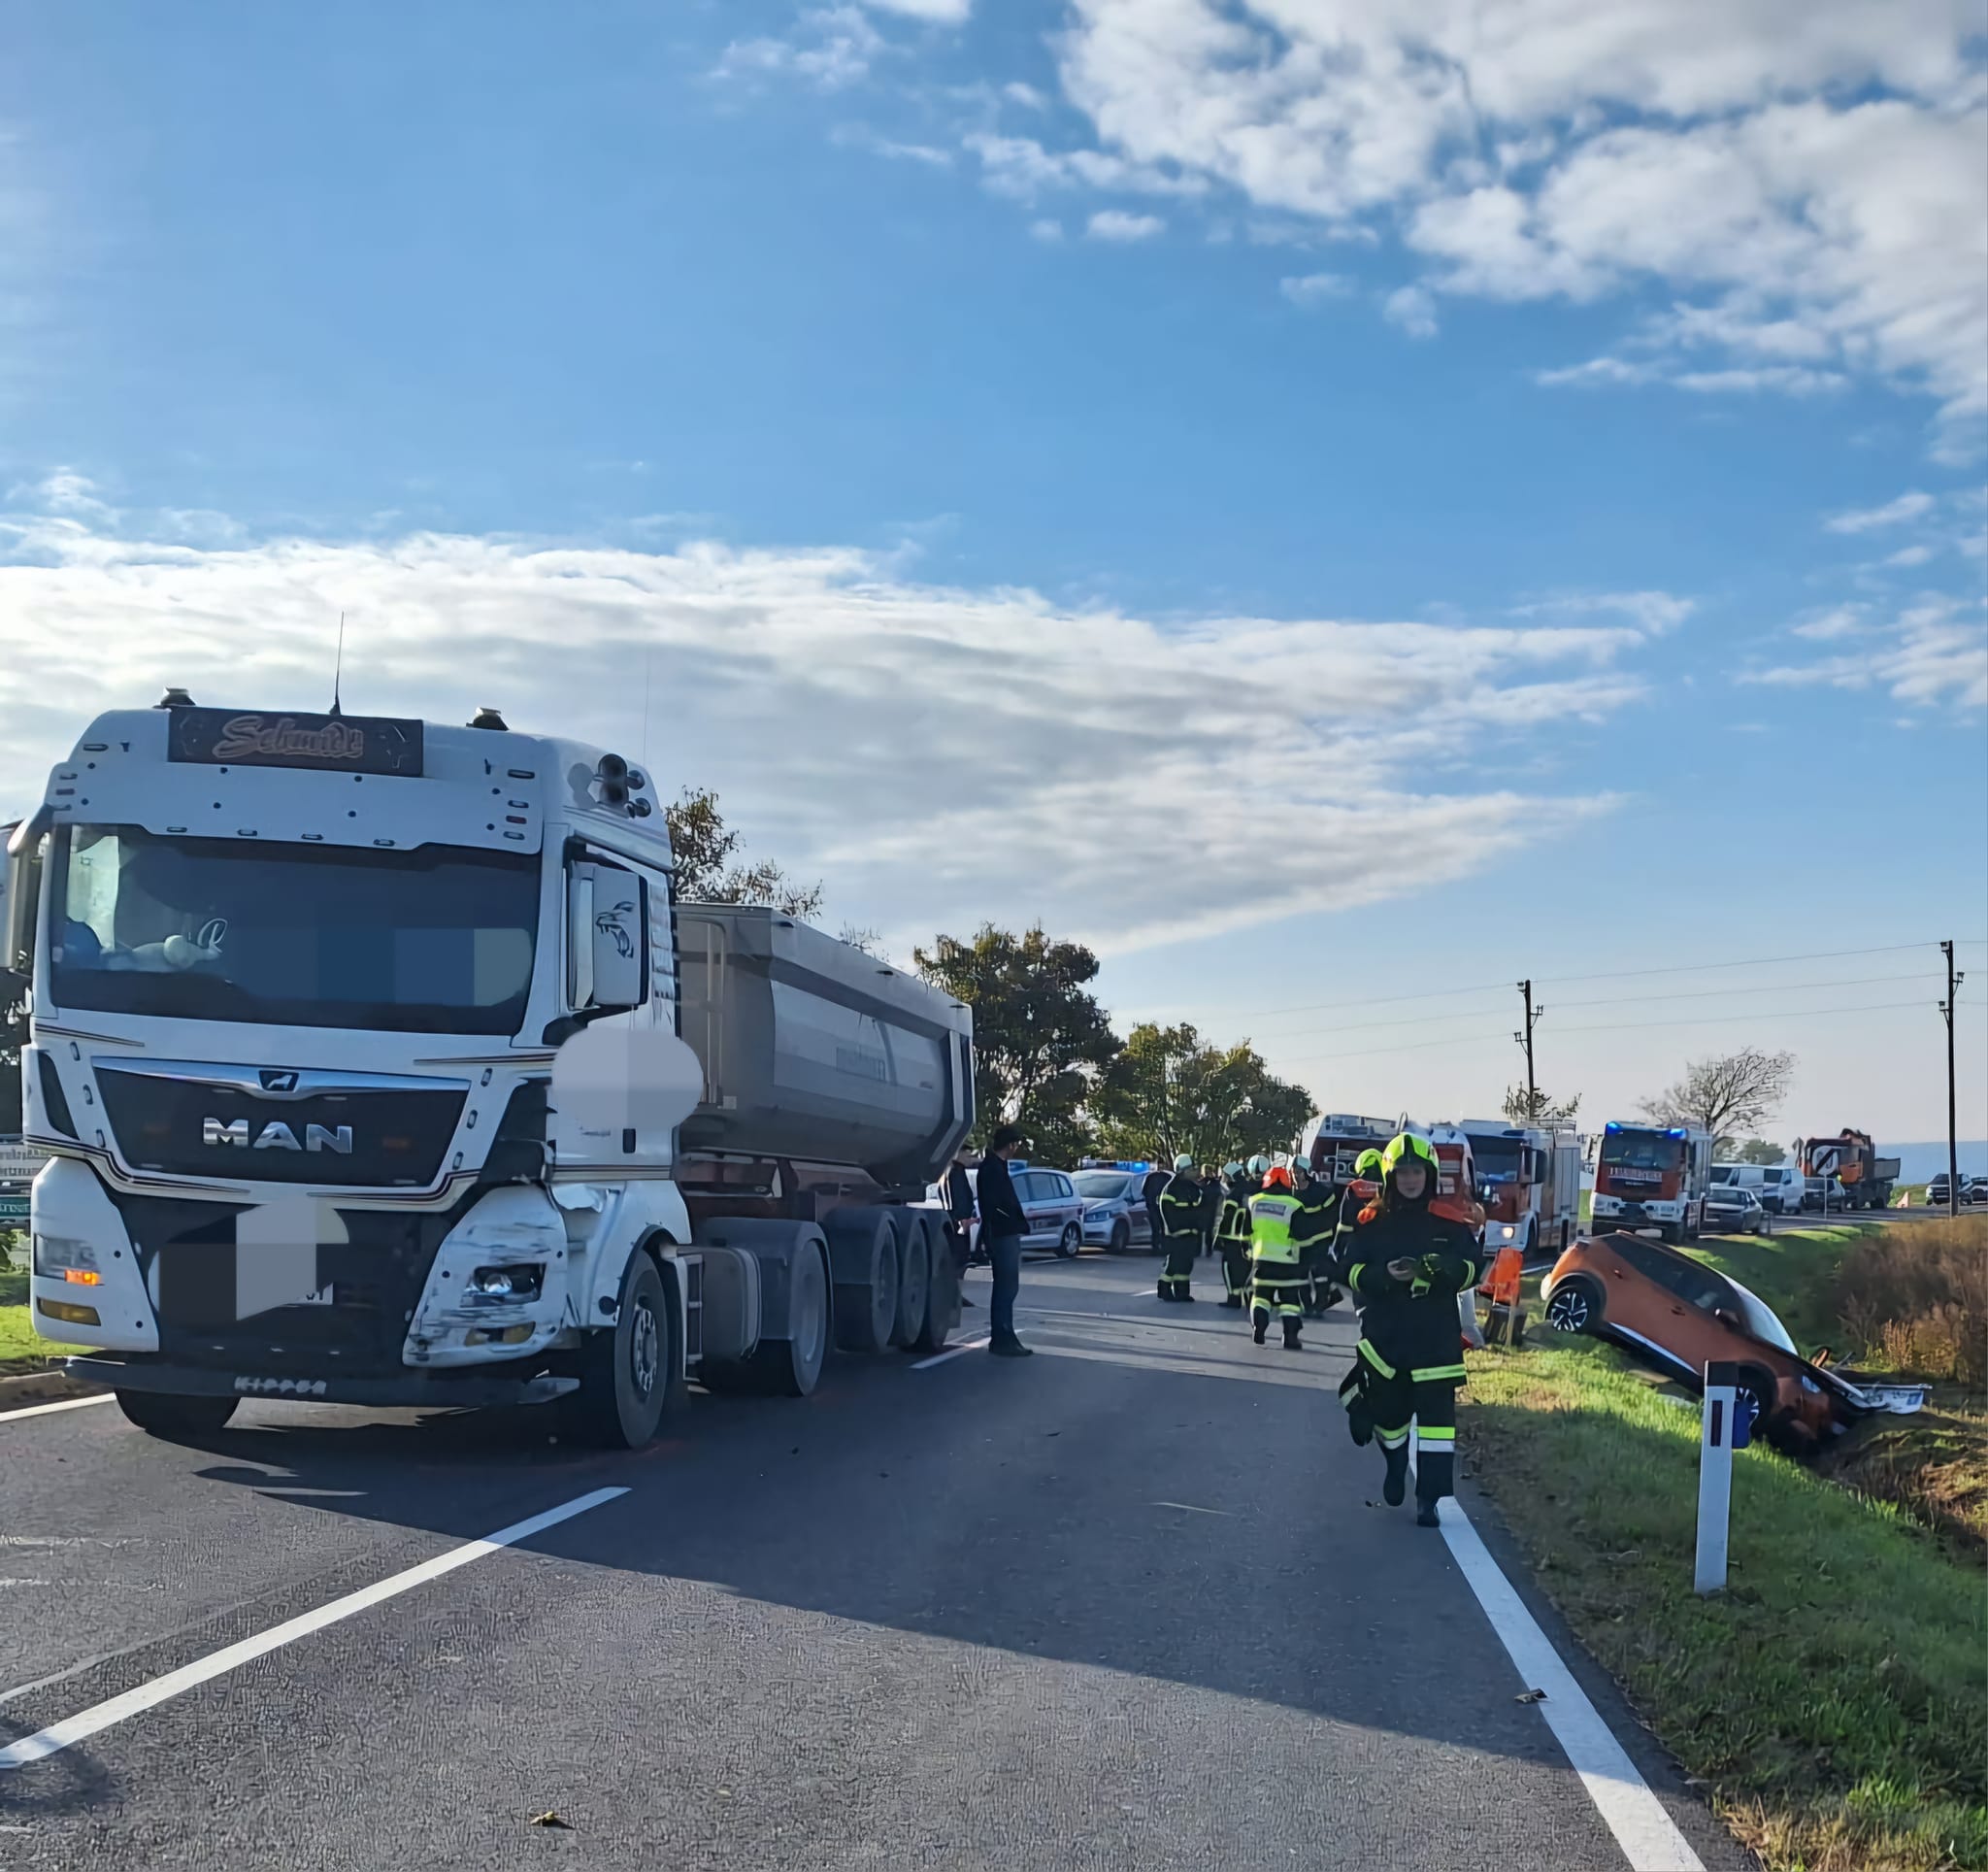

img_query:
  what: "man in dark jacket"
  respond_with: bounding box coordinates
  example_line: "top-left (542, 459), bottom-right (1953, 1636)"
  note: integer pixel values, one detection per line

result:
top-left (942, 1147), bottom-right (977, 1307)
top-left (1140, 1165), bottom-right (1170, 1257)
top-left (975, 1125), bottom-right (1034, 1357)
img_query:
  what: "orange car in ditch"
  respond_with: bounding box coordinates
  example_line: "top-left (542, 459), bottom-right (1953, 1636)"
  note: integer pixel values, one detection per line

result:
top-left (1541, 1230), bottom-right (1849, 1451)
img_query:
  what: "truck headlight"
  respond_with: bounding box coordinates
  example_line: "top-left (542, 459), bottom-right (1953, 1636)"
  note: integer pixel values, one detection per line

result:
top-left (33, 1233), bottom-right (98, 1280)
top-left (464, 1263), bottom-right (544, 1306)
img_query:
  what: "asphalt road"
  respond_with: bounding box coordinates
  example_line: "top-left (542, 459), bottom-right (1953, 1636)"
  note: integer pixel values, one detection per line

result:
top-left (0, 1251), bottom-right (1751, 1872)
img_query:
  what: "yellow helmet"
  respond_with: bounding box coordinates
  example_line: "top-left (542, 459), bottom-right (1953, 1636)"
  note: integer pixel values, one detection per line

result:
top-left (1380, 1132), bottom-right (1438, 1178)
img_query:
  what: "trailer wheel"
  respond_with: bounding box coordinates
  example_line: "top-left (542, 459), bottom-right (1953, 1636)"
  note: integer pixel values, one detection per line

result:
top-left (911, 1212), bottom-right (956, 1354)
top-left (744, 1238), bottom-right (829, 1397)
top-left (564, 1251), bottom-right (675, 1449)
top-left (116, 1390), bottom-right (238, 1440)
top-left (826, 1208), bottom-right (899, 1356)
top-left (890, 1212), bottom-right (930, 1350)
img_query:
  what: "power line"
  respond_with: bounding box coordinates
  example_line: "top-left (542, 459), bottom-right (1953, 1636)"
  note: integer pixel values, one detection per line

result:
top-left (1273, 995), bottom-right (1938, 1068)
top-left (1176, 939), bottom-right (1974, 1026)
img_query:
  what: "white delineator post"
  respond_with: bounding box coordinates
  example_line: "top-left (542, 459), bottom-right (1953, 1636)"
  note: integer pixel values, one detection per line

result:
top-left (1695, 1359), bottom-right (1739, 1595)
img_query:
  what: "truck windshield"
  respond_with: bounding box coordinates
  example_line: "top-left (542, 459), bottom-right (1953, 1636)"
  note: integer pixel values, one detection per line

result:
top-left (49, 825), bottom-right (539, 1035)
top-left (1600, 1132), bottom-right (1683, 1171)
top-left (1471, 1138), bottom-right (1523, 1182)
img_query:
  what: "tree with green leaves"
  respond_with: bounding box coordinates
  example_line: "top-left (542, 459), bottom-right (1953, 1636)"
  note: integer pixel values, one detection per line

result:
top-left (1092, 1021), bottom-right (1314, 1167)
top-left (913, 924), bottom-right (1118, 1163)
top-left (1502, 1084), bottom-right (1581, 1126)
top-left (1715, 1136), bottom-right (1787, 1165)
top-left (664, 786), bottom-right (823, 919)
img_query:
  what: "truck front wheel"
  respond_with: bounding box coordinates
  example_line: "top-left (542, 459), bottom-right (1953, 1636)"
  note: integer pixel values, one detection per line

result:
top-left (116, 1390), bottom-right (239, 1440)
top-left (566, 1253), bottom-right (675, 1450)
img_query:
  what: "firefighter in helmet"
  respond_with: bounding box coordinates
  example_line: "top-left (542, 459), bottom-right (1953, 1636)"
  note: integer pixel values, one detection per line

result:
top-left (1156, 1153), bottom-right (1205, 1302)
top-left (1246, 1164), bottom-right (1309, 1349)
top-left (1333, 1132), bottom-right (1482, 1525)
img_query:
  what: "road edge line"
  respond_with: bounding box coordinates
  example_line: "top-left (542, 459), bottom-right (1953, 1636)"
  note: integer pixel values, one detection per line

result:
top-left (0, 1486), bottom-right (630, 1770)
top-left (911, 1334), bottom-right (991, 1369)
top-left (1436, 1494), bottom-right (1706, 1872)
top-left (0, 1394), bottom-right (115, 1426)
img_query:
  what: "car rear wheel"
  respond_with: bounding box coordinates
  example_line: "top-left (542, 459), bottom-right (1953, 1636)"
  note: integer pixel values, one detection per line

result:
top-left (1055, 1222), bottom-right (1081, 1259)
top-left (1544, 1278), bottom-right (1604, 1335)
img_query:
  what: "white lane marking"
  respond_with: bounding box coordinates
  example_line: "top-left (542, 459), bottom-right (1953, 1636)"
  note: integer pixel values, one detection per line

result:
top-left (1431, 1480), bottom-right (1706, 1871)
top-left (0, 1394), bottom-right (114, 1425)
top-left (1151, 1501), bottom-right (1229, 1516)
top-left (0, 1486), bottom-right (629, 1770)
top-left (911, 1334), bottom-right (991, 1369)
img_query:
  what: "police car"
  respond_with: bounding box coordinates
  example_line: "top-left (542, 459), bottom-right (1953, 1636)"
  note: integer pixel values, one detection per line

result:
top-left (1072, 1160), bottom-right (1165, 1254)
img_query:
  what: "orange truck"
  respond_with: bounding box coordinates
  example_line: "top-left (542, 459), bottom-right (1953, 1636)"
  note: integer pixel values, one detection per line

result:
top-left (1798, 1130), bottom-right (1900, 1211)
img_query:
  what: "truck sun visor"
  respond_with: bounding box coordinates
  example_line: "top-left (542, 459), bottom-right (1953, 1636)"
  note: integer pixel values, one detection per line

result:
top-left (166, 708), bottom-right (424, 778)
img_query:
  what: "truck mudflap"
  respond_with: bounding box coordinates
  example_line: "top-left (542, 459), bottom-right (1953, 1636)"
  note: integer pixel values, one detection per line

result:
top-left (65, 1355), bottom-right (579, 1411)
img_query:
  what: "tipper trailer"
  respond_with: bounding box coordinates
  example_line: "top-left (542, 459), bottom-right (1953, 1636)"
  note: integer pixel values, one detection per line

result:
top-left (3, 695), bottom-right (974, 1448)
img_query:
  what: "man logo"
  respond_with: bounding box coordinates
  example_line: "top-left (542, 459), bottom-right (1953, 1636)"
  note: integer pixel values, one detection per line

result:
top-left (202, 1118), bottom-right (353, 1153)
top-left (259, 1069), bottom-right (301, 1093)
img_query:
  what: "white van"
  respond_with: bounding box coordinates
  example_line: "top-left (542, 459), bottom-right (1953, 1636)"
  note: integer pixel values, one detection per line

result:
top-left (1755, 1165), bottom-right (1802, 1215)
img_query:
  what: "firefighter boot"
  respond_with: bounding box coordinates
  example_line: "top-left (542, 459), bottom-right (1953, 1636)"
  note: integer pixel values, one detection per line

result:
top-left (1382, 1443), bottom-right (1409, 1507)
top-left (1281, 1318), bottom-right (1303, 1351)
top-left (1416, 1500), bottom-right (1441, 1528)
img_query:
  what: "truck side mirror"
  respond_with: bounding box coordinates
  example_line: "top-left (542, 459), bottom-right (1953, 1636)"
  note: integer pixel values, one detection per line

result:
top-left (3, 809), bottom-right (50, 981)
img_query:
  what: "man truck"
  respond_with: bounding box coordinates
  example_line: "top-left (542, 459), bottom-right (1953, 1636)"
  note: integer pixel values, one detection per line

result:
top-left (2, 694), bottom-right (973, 1448)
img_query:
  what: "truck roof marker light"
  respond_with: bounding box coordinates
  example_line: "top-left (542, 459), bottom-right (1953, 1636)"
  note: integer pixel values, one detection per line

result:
top-left (1605, 1122), bottom-right (1622, 1133)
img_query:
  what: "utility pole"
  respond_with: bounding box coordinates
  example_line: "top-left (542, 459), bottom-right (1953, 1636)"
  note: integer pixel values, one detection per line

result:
top-left (1940, 940), bottom-right (1965, 1217)
top-left (1515, 980), bottom-right (1543, 1115)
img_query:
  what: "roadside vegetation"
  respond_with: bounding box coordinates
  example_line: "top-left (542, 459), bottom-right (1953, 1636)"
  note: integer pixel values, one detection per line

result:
top-left (1465, 1216), bottom-right (1988, 1871)
top-left (0, 1255), bottom-right (83, 1376)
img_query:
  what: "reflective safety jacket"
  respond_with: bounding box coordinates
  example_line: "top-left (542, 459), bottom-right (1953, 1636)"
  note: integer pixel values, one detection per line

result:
top-left (1158, 1170), bottom-right (1207, 1246)
top-left (1219, 1177), bottom-right (1259, 1246)
top-left (1246, 1191), bottom-right (1303, 1263)
top-left (1337, 1198), bottom-right (1482, 1377)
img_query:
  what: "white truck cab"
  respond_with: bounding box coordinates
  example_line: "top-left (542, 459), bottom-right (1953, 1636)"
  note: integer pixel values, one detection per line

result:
top-left (5, 695), bottom-right (972, 1446)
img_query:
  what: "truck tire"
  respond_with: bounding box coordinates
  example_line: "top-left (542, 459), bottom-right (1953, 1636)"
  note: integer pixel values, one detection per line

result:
top-left (733, 1238), bottom-right (829, 1397)
top-left (826, 1208), bottom-right (898, 1356)
top-left (564, 1251), bottom-right (676, 1450)
top-left (889, 1212), bottom-right (929, 1350)
top-left (911, 1212), bottom-right (956, 1354)
top-left (116, 1390), bottom-right (238, 1439)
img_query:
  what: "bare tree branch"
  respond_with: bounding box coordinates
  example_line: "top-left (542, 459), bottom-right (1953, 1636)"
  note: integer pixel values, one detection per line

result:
top-left (1640, 1048), bottom-right (1796, 1146)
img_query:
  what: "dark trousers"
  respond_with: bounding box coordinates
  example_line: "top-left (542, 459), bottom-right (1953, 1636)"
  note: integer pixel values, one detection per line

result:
top-left (1301, 1241), bottom-right (1338, 1315)
top-left (944, 1219), bottom-right (972, 1278)
top-left (1249, 1256), bottom-right (1306, 1320)
top-left (1220, 1238), bottom-right (1251, 1301)
top-left (1158, 1232), bottom-right (1198, 1298)
top-left (1342, 1351), bottom-right (1461, 1503)
top-left (986, 1232), bottom-right (1022, 1339)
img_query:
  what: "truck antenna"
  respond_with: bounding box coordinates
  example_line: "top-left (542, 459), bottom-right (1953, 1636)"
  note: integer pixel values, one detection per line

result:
top-left (330, 614), bottom-right (347, 718)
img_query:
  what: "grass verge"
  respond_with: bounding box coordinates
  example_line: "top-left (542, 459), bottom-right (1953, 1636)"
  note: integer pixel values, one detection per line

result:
top-left (1463, 1332), bottom-right (1988, 1871)
top-left (0, 1263), bottom-right (84, 1376)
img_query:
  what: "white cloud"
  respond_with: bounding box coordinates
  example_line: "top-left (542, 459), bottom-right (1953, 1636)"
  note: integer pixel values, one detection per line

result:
top-left (1086, 209), bottom-right (1164, 243)
top-left (1028, 217), bottom-right (1064, 243)
top-left (963, 132), bottom-right (1208, 203)
top-left (1279, 271), bottom-right (1353, 307)
top-left (1747, 595), bottom-right (1988, 708)
top-left (1003, 81), bottom-right (1047, 111)
top-left (8, 467), bottom-right (113, 520)
top-left (832, 123), bottom-right (954, 167)
top-left (713, 7), bottom-right (884, 91)
top-left (0, 504), bottom-right (1654, 955)
top-left (1789, 605), bottom-right (1867, 641)
top-left (1884, 543), bottom-right (1936, 567)
top-left (1512, 590), bottom-right (1698, 634)
top-left (1040, 1), bottom-right (1987, 437)
top-left (1382, 284), bottom-right (1439, 338)
top-left (864, 0), bottom-right (971, 20)
top-left (1825, 490), bottom-right (1938, 533)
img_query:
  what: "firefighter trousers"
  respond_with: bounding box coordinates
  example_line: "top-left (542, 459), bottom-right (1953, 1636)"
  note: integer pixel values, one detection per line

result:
top-left (1158, 1234), bottom-right (1199, 1299)
top-left (1339, 1341), bottom-right (1463, 1502)
top-left (1249, 1257), bottom-right (1306, 1339)
top-left (1220, 1240), bottom-right (1251, 1303)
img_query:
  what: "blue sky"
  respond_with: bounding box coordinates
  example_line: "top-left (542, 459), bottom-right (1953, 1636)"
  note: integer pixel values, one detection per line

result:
top-left (2, 0), bottom-right (1984, 1141)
